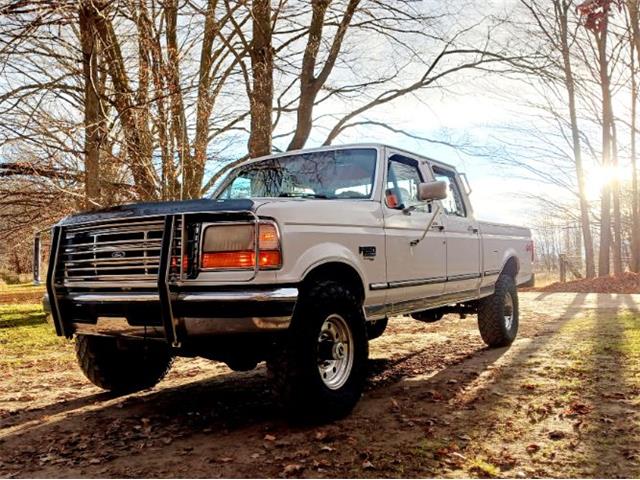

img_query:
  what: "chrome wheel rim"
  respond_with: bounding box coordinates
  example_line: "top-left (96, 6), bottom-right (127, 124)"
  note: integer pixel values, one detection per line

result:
top-left (317, 314), bottom-right (354, 390)
top-left (504, 293), bottom-right (514, 330)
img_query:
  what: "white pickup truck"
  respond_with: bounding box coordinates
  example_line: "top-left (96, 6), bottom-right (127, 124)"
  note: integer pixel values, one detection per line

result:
top-left (44, 144), bottom-right (533, 421)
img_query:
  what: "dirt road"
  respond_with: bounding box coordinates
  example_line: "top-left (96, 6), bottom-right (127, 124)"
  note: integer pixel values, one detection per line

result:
top-left (1, 292), bottom-right (639, 478)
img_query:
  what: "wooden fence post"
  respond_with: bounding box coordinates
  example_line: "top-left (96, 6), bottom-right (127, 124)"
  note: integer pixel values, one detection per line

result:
top-left (559, 253), bottom-right (567, 283)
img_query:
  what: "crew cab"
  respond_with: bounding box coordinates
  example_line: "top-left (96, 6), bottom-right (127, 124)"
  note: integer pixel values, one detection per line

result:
top-left (44, 144), bottom-right (533, 420)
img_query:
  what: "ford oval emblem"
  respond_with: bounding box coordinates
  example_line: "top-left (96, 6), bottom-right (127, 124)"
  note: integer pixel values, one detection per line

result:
top-left (111, 251), bottom-right (125, 258)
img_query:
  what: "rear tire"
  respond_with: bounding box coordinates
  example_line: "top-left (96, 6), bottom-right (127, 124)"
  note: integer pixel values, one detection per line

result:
top-left (75, 335), bottom-right (173, 393)
top-left (267, 280), bottom-right (368, 422)
top-left (477, 274), bottom-right (519, 347)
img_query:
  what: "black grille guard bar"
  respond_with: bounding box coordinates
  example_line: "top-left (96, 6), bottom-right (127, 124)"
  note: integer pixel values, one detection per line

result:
top-left (46, 225), bottom-right (66, 337)
top-left (158, 215), bottom-right (179, 346)
top-left (47, 210), bottom-right (261, 346)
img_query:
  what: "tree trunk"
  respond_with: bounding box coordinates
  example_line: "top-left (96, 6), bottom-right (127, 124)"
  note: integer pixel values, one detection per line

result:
top-left (191, 0), bottom-right (219, 199)
top-left (596, 27), bottom-right (613, 277)
top-left (287, 0), bottom-right (330, 151)
top-left (558, 0), bottom-right (596, 278)
top-left (247, 0), bottom-right (273, 158)
top-left (629, 5), bottom-right (640, 272)
top-left (92, 6), bottom-right (157, 199)
top-left (632, 55), bottom-right (640, 273)
top-left (165, 0), bottom-right (191, 198)
top-left (287, 0), bottom-right (360, 151)
top-left (611, 123), bottom-right (623, 275)
top-left (79, 1), bottom-right (104, 209)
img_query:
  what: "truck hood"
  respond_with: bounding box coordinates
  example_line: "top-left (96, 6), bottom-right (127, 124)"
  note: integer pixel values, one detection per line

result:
top-left (58, 197), bottom-right (379, 227)
top-left (255, 198), bottom-right (382, 228)
top-left (59, 198), bottom-right (260, 226)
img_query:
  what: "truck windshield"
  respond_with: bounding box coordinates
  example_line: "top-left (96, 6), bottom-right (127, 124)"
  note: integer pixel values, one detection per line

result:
top-left (216, 148), bottom-right (377, 200)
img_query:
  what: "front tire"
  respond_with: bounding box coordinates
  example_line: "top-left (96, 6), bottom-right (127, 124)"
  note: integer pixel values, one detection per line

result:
top-left (477, 274), bottom-right (519, 347)
top-left (267, 280), bottom-right (368, 422)
top-left (75, 335), bottom-right (173, 393)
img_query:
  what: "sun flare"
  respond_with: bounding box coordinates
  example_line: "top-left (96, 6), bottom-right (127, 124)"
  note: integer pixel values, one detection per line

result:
top-left (584, 164), bottom-right (626, 200)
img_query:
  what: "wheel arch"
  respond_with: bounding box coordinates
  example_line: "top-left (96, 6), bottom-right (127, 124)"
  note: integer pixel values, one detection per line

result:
top-left (500, 255), bottom-right (520, 279)
top-left (300, 261), bottom-right (365, 304)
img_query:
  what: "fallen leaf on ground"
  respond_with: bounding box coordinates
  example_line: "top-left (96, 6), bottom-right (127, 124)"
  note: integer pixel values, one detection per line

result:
top-left (548, 430), bottom-right (566, 440)
top-left (282, 463), bottom-right (303, 475)
top-left (563, 401), bottom-right (592, 416)
top-left (526, 444), bottom-right (540, 454)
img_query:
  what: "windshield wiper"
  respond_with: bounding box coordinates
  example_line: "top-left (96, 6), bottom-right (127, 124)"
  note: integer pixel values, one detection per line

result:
top-left (278, 193), bottom-right (332, 199)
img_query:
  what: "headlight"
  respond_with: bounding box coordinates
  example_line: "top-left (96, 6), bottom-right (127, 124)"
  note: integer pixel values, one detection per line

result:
top-left (201, 222), bottom-right (282, 270)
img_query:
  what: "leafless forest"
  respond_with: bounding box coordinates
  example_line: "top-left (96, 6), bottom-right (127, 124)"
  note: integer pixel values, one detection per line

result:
top-left (0, 0), bottom-right (639, 280)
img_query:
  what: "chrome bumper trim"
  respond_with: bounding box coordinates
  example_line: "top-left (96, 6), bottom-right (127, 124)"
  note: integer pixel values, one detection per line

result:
top-left (46, 287), bottom-right (298, 337)
top-left (68, 293), bottom-right (159, 303)
top-left (181, 316), bottom-right (291, 334)
top-left (61, 287), bottom-right (298, 304)
top-left (179, 288), bottom-right (298, 303)
top-left (72, 315), bottom-right (291, 337)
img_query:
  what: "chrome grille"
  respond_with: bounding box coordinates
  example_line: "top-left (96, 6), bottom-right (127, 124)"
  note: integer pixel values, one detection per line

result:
top-left (61, 217), bottom-right (173, 285)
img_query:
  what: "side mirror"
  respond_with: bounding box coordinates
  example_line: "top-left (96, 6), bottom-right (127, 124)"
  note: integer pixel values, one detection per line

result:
top-left (417, 180), bottom-right (447, 202)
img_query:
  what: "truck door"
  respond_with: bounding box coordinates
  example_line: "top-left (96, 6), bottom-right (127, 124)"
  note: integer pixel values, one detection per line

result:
top-left (383, 153), bottom-right (446, 306)
top-left (431, 165), bottom-right (481, 295)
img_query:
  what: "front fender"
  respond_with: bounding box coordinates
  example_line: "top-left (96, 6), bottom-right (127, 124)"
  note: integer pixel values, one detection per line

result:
top-left (279, 242), bottom-right (367, 286)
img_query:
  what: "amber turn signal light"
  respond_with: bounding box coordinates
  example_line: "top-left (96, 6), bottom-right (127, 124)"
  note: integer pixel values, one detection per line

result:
top-left (201, 250), bottom-right (281, 270)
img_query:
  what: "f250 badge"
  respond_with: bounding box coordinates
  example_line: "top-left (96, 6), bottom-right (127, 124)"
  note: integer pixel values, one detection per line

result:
top-left (359, 246), bottom-right (376, 259)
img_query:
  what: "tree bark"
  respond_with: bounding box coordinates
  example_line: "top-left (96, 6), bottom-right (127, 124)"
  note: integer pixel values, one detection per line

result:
top-left (628, 1), bottom-right (640, 272)
top-left (247, 0), bottom-right (273, 158)
top-left (632, 46), bottom-right (640, 273)
top-left (138, 1), bottom-right (176, 200)
top-left (92, 5), bottom-right (157, 199)
top-left (165, 0), bottom-right (191, 199)
top-left (287, 0), bottom-right (359, 151)
top-left (611, 122), bottom-right (623, 275)
top-left (595, 26), bottom-right (614, 276)
top-left (190, 0), bottom-right (218, 199)
top-left (79, 1), bottom-right (104, 209)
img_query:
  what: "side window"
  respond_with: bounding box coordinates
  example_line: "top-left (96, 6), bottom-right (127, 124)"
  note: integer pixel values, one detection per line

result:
top-left (432, 167), bottom-right (466, 217)
top-left (385, 155), bottom-right (425, 210)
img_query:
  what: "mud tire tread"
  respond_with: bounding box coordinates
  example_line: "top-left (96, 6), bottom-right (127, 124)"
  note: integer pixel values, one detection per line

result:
top-left (267, 280), bottom-right (368, 422)
top-left (75, 335), bottom-right (173, 393)
top-left (477, 274), bottom-right (519, 348)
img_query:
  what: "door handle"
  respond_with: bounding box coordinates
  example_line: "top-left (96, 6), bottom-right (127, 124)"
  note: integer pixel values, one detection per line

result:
top-left (431, 224), bottom-right (444, 231)
top-left (468, 225), bottom-right (479, 234)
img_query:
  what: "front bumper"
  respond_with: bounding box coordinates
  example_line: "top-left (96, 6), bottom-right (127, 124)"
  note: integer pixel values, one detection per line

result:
top-left (46, 212), bottom-right (296, 346)
top-left (44, 286), bottom-right (298, 340)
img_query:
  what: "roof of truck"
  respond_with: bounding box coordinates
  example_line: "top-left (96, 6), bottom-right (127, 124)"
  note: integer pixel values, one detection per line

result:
top-left (243, 143), bottom-right (460, 173)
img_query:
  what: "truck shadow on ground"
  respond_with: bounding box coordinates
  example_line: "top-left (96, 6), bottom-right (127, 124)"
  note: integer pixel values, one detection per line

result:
top-left (1, 332), bottom-right (505, 463)
top-left (7, 292), bottom-right (633, 477)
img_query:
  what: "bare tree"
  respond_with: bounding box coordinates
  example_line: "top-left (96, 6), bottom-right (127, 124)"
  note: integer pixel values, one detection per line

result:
top-left (578, 0), bottom-right (623, 276)
top-left (517, 0), bottom-right (597, 277)
top-left (625, 0), bottom-right (640, 272)
top-left (248, 0), bottom-right (274, 158)
top-left (79, 0), bottom-right (106, 208)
